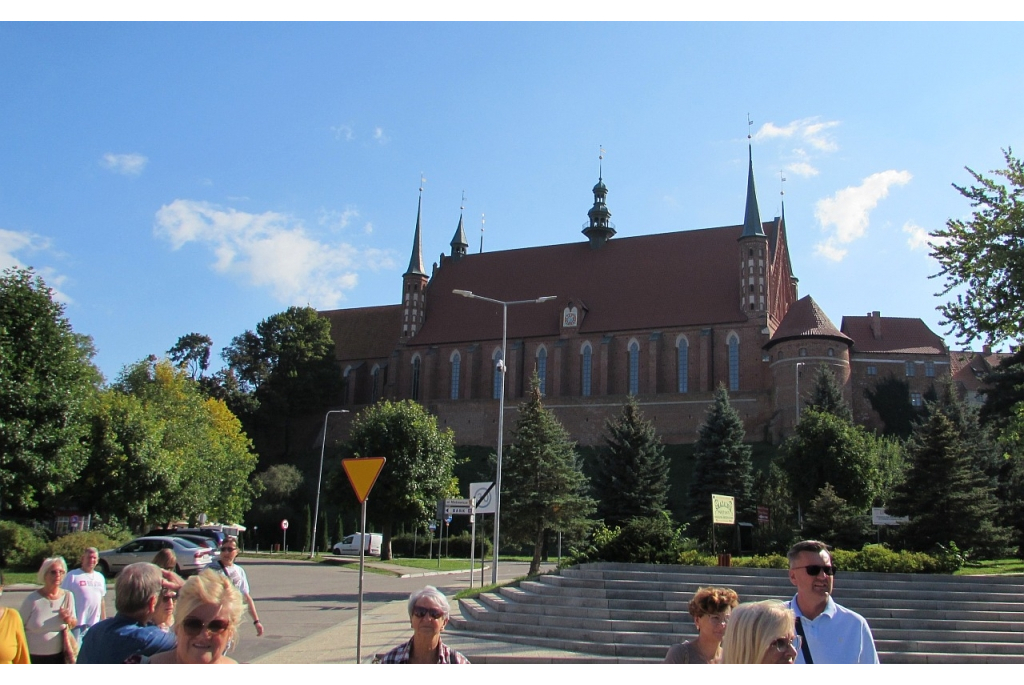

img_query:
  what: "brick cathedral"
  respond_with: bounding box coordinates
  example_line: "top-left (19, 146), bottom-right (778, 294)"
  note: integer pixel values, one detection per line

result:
top-left (320, 150), bottom-right (953, 446)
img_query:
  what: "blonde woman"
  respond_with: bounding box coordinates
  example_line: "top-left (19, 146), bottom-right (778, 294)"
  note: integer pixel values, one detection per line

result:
top-left (144, 569), bottom-right (244, 664)
top-left (19, 557), bottom-right (77, 664)
top-left (720, 600), bottom-right (799, 664)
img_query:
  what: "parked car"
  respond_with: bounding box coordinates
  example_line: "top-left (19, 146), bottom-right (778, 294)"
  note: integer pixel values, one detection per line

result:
top-left (98, 536), bottom-right (212, 577)
top-left (169, 533), bottom-right (220, 561)
top-left (332, 533), bottom-right (383, 556)
top-left (146, 527), bottom-right (228, 549)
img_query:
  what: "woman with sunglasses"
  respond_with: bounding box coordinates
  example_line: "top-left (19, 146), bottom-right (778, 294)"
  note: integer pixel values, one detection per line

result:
top-left (720, 600), bottom-right (799, 664)
top-left (664, 586), bottom-right (739, 663)
top-left (145, 569), bottom-right (243, 664)
top-left (20, 557), bottom-right (77, 664)
top-left (377, 586), bottom-right (470, 663)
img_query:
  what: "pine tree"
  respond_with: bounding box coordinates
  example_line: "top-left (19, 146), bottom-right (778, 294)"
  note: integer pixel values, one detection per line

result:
top-left (806, 364), bottom-right (853, 422)
top-left (303, 503), bottom-right (312, 553)
top-left (888, 410), bottom-right (1010, 557)
top-left (320, 511), bottom-right (330, 555)
top-left (592, 396), bottom-right (670, 527)
top-left (501, 374), bottom-right (596, 575)
top-left (802, 483), bottom-right (872, 550)
top-left (686, 384), bottom-right (754, 547)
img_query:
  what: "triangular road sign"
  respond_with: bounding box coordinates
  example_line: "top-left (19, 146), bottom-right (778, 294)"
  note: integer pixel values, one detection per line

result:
top-left (342, 457), bottom-right (386, 503)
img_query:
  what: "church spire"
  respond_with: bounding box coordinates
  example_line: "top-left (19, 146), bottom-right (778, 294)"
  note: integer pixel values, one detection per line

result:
top-left (582, 146), bottom-right (615, 249)
top-left (450, 193), bottom-right (468, 261)
top-left (742, 145), bottom-right (767, 238)
top-left (405, 187), bottom-right (427, 277)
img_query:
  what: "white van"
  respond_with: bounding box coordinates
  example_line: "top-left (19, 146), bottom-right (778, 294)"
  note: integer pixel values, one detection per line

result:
top-left (332, 532), bottom-right (383, 556)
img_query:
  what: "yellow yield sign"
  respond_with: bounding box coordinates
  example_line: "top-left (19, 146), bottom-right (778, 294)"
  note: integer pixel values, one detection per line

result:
top-left (342, 457), bottom-right (386, 503)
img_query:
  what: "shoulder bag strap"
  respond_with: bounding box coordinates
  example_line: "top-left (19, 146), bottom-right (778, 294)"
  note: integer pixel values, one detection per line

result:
top-left (795, 616), bottom-right (814, 664)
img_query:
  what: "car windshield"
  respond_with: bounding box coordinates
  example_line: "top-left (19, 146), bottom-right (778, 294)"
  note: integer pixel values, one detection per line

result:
top-left (173, 538), bottom-right (200, 548)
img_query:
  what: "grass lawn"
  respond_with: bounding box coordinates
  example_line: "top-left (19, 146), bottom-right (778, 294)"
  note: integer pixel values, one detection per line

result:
top-left (380, 558), bottom-right (477, 572)
top-left (956, 558), bottom-right (1024, 575)
top-left (0, 568), bottom-right (38, 585)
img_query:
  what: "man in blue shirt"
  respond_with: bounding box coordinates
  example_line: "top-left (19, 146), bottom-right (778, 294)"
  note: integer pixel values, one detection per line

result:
top-left (786, 540), bottom-right (879, 664)
top-left (78, 562), bottom-right (179, 663)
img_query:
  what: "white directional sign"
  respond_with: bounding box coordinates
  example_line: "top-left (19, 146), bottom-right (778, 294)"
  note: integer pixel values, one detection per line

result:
top-left (445, 498), bottom-right (475, 516)
top-left (470, 482), bottom-right (497, 514)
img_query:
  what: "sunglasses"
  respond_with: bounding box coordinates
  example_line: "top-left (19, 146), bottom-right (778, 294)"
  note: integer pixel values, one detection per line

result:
top-left (770, 635), bottom-right (802, 653)
top-left (221, 547), bottom-right (238, 552)
top-left (160, 592), bottom-right (177, 603)
top-left (412, 606), bottom-right (446, 620)
top-left (181, 617), bottom-right (231, 636)
top-left (791, 564), bottom-right (837, 577)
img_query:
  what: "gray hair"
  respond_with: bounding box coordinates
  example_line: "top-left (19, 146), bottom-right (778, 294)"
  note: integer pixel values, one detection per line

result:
top-left (37, 556), bottom-right (68, 584)
top-left (787, 539), bottom-right (830, 565)
top-left (115, 562), bottom-right (164, 616)
top-left (407, 585), bottom-right (450, 618)
top-left (82, 547), bottom-right (99, 557)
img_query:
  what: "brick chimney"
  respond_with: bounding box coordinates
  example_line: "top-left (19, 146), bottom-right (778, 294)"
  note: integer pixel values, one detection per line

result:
top-left (869, 311), bottom-right (882, 340)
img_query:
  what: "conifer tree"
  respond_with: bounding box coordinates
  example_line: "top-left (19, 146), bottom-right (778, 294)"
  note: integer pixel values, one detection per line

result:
top-left (802, 483), bottom-right (872, 550)
top-left (592, 396), bottom-right (670, 527)
top-left (888, 410), bottom-right (1010, 557)
top-left (686, 385), bottom-right (754, 547)
top-left (501, 374), bottom-right (596, 575)
top-left (806, 364), bottom-right (853, 422)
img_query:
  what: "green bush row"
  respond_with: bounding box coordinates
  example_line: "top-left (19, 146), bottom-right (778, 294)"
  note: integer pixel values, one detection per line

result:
top-left (387, 531), bottom-right (492, 559)
top-left (1, 521), bottom-right (124, 571)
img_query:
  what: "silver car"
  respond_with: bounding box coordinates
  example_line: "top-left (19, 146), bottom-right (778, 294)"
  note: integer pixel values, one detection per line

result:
top-left (97, 536), bottom-right (212, 577)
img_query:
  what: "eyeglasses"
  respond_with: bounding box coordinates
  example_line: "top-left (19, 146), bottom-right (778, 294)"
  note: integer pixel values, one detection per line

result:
top-left (791, 564), bottom-right (836, 577)
top-left (181, 617), bottom-right (231, 636)
top-left (770, 635), bottom-right (802, 653)
top-left (412, 606), bottom-right (446, 620)
top-left (160, 592), bottom-right (177, 603)
top-left (702, 613), bottom-right (730, 625)
top-left (221, 547), bottom-right (237, 552)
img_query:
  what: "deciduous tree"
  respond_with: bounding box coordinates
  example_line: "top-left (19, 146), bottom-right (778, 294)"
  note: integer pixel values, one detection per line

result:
top-left (592, 396), bottom-right (670, 527)
top-left (0, 267), bottom-right (100, 514)
top-left (502, 375), bottom-right (596, 575)
top-left (168, 332), bottom-right (212, 380)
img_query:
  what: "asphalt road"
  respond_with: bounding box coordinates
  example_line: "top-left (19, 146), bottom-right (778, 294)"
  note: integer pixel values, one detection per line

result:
top-left (1, 556), bottom-right (547, 664)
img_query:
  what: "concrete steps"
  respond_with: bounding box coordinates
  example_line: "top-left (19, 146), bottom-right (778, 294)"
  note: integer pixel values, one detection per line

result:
top-left (449, 562), bottom-right (1024, 663)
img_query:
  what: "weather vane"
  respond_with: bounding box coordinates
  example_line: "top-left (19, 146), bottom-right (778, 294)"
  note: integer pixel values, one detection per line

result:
top-left (479, 213), bottom-right (485, 254)
top-left (419, 173), bottom-right (426, 193)
top-left (599, 145), bottom-right (605, 179)
top-left (780, 171), bottom-right (786, 197)
top-left (461, 190), bottom-right (466, 212)
top-left (747, 114), bottom-right (753, 140)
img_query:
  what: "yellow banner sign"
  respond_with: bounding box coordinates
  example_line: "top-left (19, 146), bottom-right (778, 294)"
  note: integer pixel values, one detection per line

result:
top-left (712, 494), bottom-right (735, 525)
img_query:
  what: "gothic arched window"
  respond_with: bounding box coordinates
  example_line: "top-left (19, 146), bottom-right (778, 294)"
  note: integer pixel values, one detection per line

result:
top-left (450, 351), bottom-right (461, 400)
top-left (676, 335), bottom-right (689, 394)
top-left (628, 340), bottom-right (640, 395)
top-left (536, 346), bottom-right (548, 395)
top-left (581, 342), bottom-right (592, 397)
top-left (727, 334), bottom-right (740, 391)
top-left (410, 356), bottom-right (421, 401)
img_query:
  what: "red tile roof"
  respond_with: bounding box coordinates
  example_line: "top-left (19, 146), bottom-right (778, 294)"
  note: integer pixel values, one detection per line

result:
top-left (410, 224), bottom-right (763, 346)
top-left (949, 349), bottom-right (1013, 392)
top-left (840, 315), bottom-right (946, 355)
top-left (766, 295), bottom-right (851, 348)
top-left (320, 304), bottom-right (402, 362)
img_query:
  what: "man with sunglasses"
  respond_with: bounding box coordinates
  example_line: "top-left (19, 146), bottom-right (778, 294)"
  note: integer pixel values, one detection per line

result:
top-left (210, 537), bottom-right (263, 636)
top-left (786, 540), bottom-right (878, 664)
top-left (78, 562), bottom-right (182, 663)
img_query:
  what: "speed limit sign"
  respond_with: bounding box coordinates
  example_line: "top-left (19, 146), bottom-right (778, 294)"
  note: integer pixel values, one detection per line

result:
top-left (281, 519), bottom-right (289, 530)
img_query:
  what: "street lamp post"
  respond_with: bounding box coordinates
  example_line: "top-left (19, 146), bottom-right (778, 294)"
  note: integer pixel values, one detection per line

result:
top-left (454, 289), bottom-right (556, 584)
top-left (311, 409), bottom-right (349, 558)
top-left (795, 362), bottom-right (805, 424)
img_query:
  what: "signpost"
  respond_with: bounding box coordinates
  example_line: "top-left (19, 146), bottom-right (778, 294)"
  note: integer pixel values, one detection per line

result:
top-left (281, 519), bottom-right (289, 553)
top-left (341, 456), bottom-right (386, 664)
top-left (470, 482), bottom-right (494, 586)
top-left (711, 494), bottom-right (735, 558)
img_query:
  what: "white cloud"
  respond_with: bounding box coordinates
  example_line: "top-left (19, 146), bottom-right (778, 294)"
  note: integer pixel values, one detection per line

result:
top-left (373, 127), bottom-right (389, 144)
top-left (813, 170), bottom-right (913, 261)
top-left (0, 228), bottom-right (71, 302)
top-left (331, 124), bottom-right (354, 141)
top-left (753, 117), bottom-right (840, 152)
top-left (903, 222), bottom-right (932, 250)
top-left (101, 152), bottom-right (148, 175)
top-left (153, 200), bottom-right (396, 308)
top-left (785, 161), bottom-right (819, 178)
top-left (318, 207), bottom-right (360, 231)
top-left (363, 222), bottom-right (374, 235)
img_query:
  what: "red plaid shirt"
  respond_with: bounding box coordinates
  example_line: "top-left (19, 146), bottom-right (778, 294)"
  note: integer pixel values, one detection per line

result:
top-left (376, 638), bottom-right (470, 664)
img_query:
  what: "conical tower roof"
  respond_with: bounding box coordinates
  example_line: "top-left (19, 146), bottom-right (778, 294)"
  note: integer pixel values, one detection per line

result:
top-left (741, 145), bottom-right (767, 238)
top-left (405, 193), bottom-right (427, 277)
top-left (766, 295), bottom-right (852, 349)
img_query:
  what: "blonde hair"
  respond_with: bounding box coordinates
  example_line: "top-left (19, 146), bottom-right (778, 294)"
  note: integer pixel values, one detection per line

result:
top-left (720, 600), bottom-right (795, 664)
top-left (37, 556), bottom-right (68, 584)
top-left (173, 569), bottom-right (244, 650)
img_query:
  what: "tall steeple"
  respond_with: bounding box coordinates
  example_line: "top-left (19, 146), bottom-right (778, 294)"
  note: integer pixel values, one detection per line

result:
top-left (741, 145), bottom-right (767, 238)
top-left (582, 147), bottom-right (615, 249)
top-left (402, 183), bottom-right (429, 339)
top-left (450, 194), bottom-right (468, 261)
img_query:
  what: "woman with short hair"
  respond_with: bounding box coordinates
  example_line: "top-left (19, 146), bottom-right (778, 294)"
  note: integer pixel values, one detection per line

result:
top-left (152, 548), bottom-right (177, 572)
top-left (143, 569), bottom-right (243, 664)
top-left (377, 586), bottom-right (470, 663)
top-left (720, 600), bottom-right (800, 664)
top-left (19, 557), bottom-right (77, 664)
top-left (664, 586), bottom-right (739, 664)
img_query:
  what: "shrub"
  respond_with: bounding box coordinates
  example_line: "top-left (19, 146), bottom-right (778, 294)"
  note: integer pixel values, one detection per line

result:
top-left (676, 549), bottom-right (716, 566)
top-left (388, 531), bottom-right (491, 560)
top-left (0, 519), bottom-right (48, 568)
top-left (830, 544), bottom-right (955, 574)
top-left (47, 532), bottom-right (121, 567)
top-left (734, 554), bottom-right (788, 569)
top-left (599, 516), bottom-right (686, 564)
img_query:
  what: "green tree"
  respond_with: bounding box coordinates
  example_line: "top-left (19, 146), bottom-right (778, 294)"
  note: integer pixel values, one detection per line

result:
top-left (865, 375), bottom-right (918, 439)
top-left (501, 375), bottom-right (596, 575)
top-left (340, 399), bottom-right (457, 560)
top-left (254, 464), bottom-right (304, 504)
top-left (888, 410), bottom-right (1011, 557)
top-left (994, 402), bottom-right (1024, 556)
top-left (802, 483), bottom-right (873, 550)
top-left (685, 385), bottom-right (754, 547)
top-left (592, 396), bottom-right (670, 527)
top-left (930, 148), bottom-right (1024, 347)
top-left (303, 503), bottom-right (312, 553)
top-left (0, 267), bottom-right (100, 514)
top-left (751, 461), bottom-right (797, 554)
top-left (167, 332), bottom-right (212, 380)
top-left (806, 364), bottom-right (853, 422)
top-left (781, 409), bottom-right (878, 512)
top-left (979, 349), bottom-right (1024, 431)
top-left (320, 511), bottom-right (330, 554)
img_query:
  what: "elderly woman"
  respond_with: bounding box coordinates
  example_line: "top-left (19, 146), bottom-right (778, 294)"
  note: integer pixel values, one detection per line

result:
top-left (19, 557), bottom-right (77, 663)
top-left (0, 571), bottom-right (31, 664)
top-left (143, 569), bottom-right (243, 664)
top-left (377, 586), bottom-right (470, 663)
top-left (664, 586), bottom-right (739, 663)
top-left (720, 600), bottom-right (800, 664)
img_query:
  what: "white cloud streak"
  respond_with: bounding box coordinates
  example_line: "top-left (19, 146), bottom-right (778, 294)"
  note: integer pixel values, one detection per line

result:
top-left (373, 127), bottom-right (389, 144)
top-left (903, 222), bottom-right (932, 251)
top-left (785, 161), bottom-right (819, 178)
top-left (754, 117), bottom-right (840, 152)
top-left (813, 170), bottom-right (913, 261)
top-left (101, 152), bottom-right (148, 175)
top-left (153, 200), bottom-right (395, 308)
top-left (0, 228), bottom-right (71, 302)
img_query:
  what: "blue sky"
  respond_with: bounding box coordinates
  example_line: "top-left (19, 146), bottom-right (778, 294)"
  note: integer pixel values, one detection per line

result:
top-left (2, 22), bottom-right (1023, 381)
